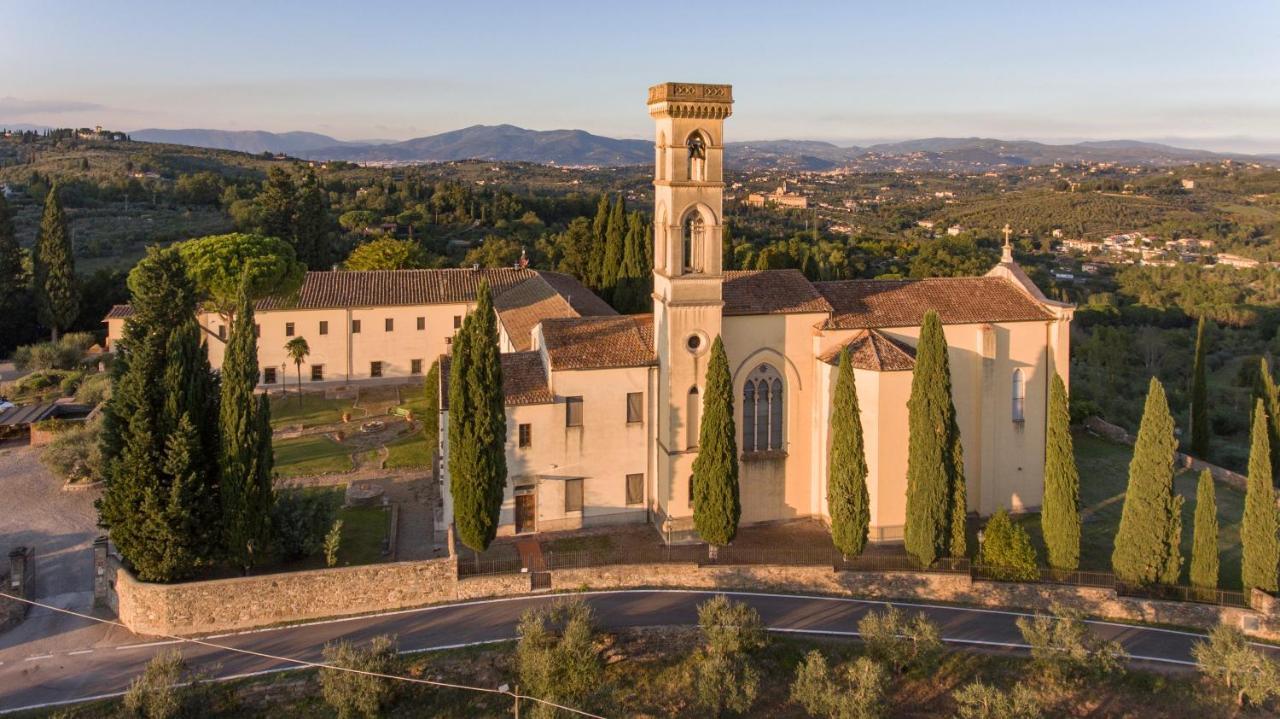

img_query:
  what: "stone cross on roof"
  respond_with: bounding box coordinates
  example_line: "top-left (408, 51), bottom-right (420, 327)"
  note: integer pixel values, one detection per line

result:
top-left (1001, 223), bottom-right (1014, 263)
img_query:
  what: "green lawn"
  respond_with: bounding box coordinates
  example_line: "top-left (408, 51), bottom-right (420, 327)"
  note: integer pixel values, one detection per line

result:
top-left (1016, 431), bottom-right (1247, 589)
top-left (269, 394), bottom-right (353, 430)
top-left (384, 432), bottom-right (433, 469)
top-left (273, 435), bottom-right (353, 478)
top-left (334, 505), bottom-right (391, 565)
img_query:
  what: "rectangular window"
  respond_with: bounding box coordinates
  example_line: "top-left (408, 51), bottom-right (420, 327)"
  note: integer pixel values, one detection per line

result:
top-left (445, 336), bottom-right (452, 346)
top-left (370, 361), bottom-right (382, 378)
top-left (319, 320), bottom-right (328, 336)
top-left (626, 392), bottom-right (643, 423)
top-left (218, 324), bottom-right (226, 340)
top-left (565, 478), bottom-right (583, 513)
top-left (351, 319), bottom-right (361, 334)
top-left (565, 396), bottom-right (583, 427)
top-left (626, 473), bottom-right (643, 505)
top-left (254, 324), bottom-right (260, 338)
top-left (416, 316), bottom-right (425, 331)
top-left (518, 423), bottom-right (532, 448)
top-left (263, 367), bottom-right (277, 384)
top-left (385, 318), bottom-right (394, 332)
top-left (411, 359), bottom-right (423, 375)
top-left (453, 315), bottom-right (462, 329)
top-left (285, 322), bottom-right (295, 337)
top-left (311, 365), bottom-right (324, 381)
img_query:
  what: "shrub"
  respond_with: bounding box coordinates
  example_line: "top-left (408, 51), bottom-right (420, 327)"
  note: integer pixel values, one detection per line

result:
top-left (122, 649), bottom-right (212, 719)
top-left (857, 605), bottom-right (942, 675)
top-left (11, 332), bottom-right (96, 371)
top-left (691, 595), bottom-right (769, 716)
top-left (1016, 605), bottom-right (1125, 683)
top-left (74, 372), bottom-right (111, 405)
top-left (952, 681), bottom-right (1042, 719)
top-left (58, 370), bottom-right (85, 396)
top-left (516, 598), bottom-right (603, 719)
top-left (40, 416), bottom-right (102, 483)
top-left (1192, 623), bottom-right (1280, 708)
top-left (319, 634), bottom-right (399, 719)
top-left (790, 650), bottom-right (888, 719)
top-left (325, 519), bottom-right (344, 567)
top-left (270, 490), bottom-right (338, 562)
top-left (977, 508), bottom-right (1040, 582)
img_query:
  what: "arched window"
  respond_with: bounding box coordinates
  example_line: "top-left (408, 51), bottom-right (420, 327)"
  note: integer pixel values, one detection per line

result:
top-left (687, 133), bottom-right (706, 182)
top-left (1012, 369), bottom-right (1026, 422)
top-left (682, 212), bottom-right (704, 273)
top-left (742, 364), bottom-right (785, 452)
top-left (687, 386), bottom-right (701, 449)
top-left (656, 132), bottom-right (667, 181)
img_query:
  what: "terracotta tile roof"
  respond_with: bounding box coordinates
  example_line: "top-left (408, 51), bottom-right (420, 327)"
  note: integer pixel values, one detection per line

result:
top-left (818, 329), bottom-right (916, 371)
top-left (815, 277), bottom-right (1053, 329)
top-left (540, 315), bottom-right (656, 370)
top-left (723, 270), bottom-right (833, 316)
top-left (439, 351), bottom-right (554, 409)
top-left (536, 271), bottom-right (617, 317)
top-left (495, 273), bottom-right (617, 352)
top-left (104, 304), bottom-right (134, 320)
top-left (256, 267), bottom-right (537, 310)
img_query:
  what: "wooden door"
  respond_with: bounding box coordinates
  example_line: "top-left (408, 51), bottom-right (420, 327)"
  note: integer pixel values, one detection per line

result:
top-left (515, 492), bottom-right (536, 534)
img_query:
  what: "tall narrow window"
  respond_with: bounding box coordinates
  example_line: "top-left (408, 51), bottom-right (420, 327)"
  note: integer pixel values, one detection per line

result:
top-left (687, 133), bottom-right (706, 182)
top-left (319, 320), bottom-right (329, 336)
top-left (565, 478), bottom-right (584, 513)
top-left (566, 396), bottom-right (583, 427)
top-left (626, 473), bottom-right (644, 505)
top-left (743, 364), bottom-right (785, 452)
top-left (626, 392), bottom-right (644, 423)
top-left (1012, 369), bottom-right (1026, 422)
top-left (285, 322), bottom-right (295, 337)
top-left (686, 386), bottom-right (701, 449)
top-left (682, 213), bottom-right (704, 273)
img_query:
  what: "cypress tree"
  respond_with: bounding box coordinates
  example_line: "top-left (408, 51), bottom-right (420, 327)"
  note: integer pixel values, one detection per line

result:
top-left (1190, 317), bottom-right (1210, 458)
top-left (693, 336), bottom-right (741, 549)
top-left (1111, 378), bottom-right (1184, 585)
top-left (97, 246), bottom-right (219, 581)
top-left (587, 194), bottom-right (611, 288)
top-left (600, 195), bottom-right (626, 298)
top-left (1189, 469), bottom-right (1219, 591)
top-left (258, 168), bottom-right (296, 243)
top-left (827, 349), bottom-right (870, 557)
top-left (1254, 359), bottom-right (1280, 480)
top-left (1241, 399), bottom-right (1279, 592)
top-left (612, 211), bottom-right (648, 314)
top-left (1042, 373), bottom-right (1081, 571)
top-left (449, 283), bottom-right (507, 553)
top-left (904, 311), bottom-right (966, 565)
top-left (219, 283), bottom-right (274, 573)
top-left (0, 195), bottom-right (32, 356)
top-left (293, 169), bottom-right (331, 269)
top-left (33, 184), bottom-right (80, 341)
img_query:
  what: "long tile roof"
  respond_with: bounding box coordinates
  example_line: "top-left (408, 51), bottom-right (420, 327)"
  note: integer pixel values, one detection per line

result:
top-left (439, 351), bottom-right (554, 409)
top-left (818, 329), bottom-right (916, 371)
top-left (814, 276), bottom-right (1053, 329)
top-left (723, 270), bottom-right (833, 316)
top-left (257, 267), bottom-right (536, 310)
top-left (494, 273), bottom-right (616, 352)
top-left (539, 315), bottom-right (656, 371)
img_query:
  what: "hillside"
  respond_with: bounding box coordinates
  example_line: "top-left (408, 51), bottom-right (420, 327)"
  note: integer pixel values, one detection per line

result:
top-left (131, 129), bottom-right (361, 155)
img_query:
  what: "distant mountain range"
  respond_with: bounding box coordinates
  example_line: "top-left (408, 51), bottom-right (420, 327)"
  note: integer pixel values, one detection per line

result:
top-left (122, 124), bottom-right (1280, 171)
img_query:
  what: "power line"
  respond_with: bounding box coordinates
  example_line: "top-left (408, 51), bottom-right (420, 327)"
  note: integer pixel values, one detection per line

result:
top-left (0, 590), bottom-right (606, 718)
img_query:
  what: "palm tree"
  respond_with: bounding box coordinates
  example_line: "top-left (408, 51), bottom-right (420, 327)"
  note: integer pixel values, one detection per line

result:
top-left (284, 336), bottom-right (310, 405)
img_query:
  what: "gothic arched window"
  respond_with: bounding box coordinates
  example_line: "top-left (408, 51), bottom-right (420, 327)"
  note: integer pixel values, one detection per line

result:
top-left (1012, 368), bottom-right (1026, 422)
top-left (687, 133), bottom-right (707, 182)
top-left (682, 212), bottom-right (704, 273)
top-left (742, 364), bottom-right (785, 452)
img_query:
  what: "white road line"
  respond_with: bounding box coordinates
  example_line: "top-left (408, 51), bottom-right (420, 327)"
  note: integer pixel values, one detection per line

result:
top-left (66, 650), bottom-right (93, 656)
top-left (116, 639), bottom-right (182, 650)
top-left (23, 655), bottom-right (53, 662)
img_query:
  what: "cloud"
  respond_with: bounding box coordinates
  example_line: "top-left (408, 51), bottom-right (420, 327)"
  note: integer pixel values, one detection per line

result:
top-left (0, 96), bottom-right (105, 117)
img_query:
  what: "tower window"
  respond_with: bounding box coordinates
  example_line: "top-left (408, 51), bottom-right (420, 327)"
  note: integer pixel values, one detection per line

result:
top-left (687, 133), bottom-right (707, 182)
top-left (682, 213), bottom-right (705, 273)
top-left (1012, 369), bottom-right (1026, 422)
top-left (743, 364), bottom-right (785, 452)
top-left (686, 386), bottom-right (701, 449)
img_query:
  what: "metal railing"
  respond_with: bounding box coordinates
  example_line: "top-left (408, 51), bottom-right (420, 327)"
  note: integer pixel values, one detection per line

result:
top-left (1117, 582), bottom-right (1251, 608)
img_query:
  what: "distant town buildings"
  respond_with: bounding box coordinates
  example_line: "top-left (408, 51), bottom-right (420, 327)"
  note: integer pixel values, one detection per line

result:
top-left (1181, 178), bottom-right (1196, 190)
top-left (746, 181), bottom-right (808, 209)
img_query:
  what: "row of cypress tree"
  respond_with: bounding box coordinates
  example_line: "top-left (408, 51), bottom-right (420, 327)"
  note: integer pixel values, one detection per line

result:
top-left (97, 247), bottom-right (274, 581)
top-left (0, 188), bottom-right (81, 350)
top-left (586, 194), bottom-right (652, 314)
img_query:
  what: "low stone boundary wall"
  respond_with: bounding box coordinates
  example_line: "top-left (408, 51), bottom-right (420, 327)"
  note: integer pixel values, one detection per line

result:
top-left (108, 553), bottom-right (1280, 642)
top-left (1084, 416), bottom-right (1250, 491)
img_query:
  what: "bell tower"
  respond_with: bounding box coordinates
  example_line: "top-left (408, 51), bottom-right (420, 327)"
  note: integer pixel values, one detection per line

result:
top-left (647, 82), bottom-right (732, 539)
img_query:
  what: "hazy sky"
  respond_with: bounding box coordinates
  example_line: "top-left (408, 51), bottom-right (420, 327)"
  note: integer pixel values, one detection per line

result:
top-left (3, 0), bottom-right (1279, 152)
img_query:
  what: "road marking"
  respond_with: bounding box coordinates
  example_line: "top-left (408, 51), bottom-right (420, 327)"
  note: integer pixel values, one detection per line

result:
top-left (66, 650), bottom-right (93, 656)
top-left (116, 639), bottom-right (182, 650)
top-left (23, 655), bottom-right (53, 662)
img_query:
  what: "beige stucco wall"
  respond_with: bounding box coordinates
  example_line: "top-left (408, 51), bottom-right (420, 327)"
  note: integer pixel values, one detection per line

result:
top-left (441, 362), bottom-right (652, 537)
top-left (196, 303), bottom-right (471, 385)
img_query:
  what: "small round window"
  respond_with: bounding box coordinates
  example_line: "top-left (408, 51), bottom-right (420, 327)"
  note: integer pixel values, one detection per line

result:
top-left (686, 335), bottom-right (703, 352)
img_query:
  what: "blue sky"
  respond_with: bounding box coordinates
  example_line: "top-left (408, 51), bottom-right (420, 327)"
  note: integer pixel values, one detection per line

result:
top-left (2, 0), bottom-right (1279, 151)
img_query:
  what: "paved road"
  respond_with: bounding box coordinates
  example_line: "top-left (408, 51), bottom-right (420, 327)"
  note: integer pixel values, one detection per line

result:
top-left (4, 588), bottom-right (1277, 714)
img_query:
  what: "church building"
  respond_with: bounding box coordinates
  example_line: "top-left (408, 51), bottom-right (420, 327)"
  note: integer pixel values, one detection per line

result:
top-left (440, 82), bottom-right (1073, 544)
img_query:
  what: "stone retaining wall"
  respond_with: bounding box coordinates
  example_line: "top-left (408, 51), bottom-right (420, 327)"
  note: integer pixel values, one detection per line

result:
top-left (110, 555), bottom-right (1280, 642)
